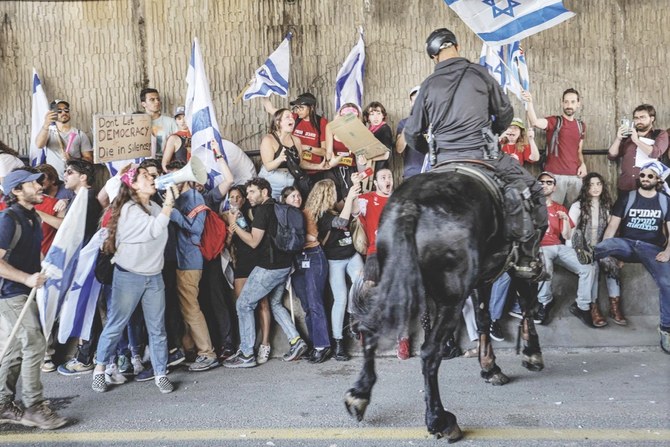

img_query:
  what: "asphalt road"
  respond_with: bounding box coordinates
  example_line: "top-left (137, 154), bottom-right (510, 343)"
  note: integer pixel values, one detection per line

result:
top-left (1, 347), bottom-right (668, 446)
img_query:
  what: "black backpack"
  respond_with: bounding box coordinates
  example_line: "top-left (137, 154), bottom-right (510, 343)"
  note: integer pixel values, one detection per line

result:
top-left (272, 203), bottom-right (306, 253)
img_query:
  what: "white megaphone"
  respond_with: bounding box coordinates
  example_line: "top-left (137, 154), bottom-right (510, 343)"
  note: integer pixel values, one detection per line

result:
top-left (154, 157), bottom-right (208, 190)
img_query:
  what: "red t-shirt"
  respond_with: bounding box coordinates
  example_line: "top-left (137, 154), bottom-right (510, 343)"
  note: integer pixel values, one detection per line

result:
top-left (0, 196), bottom-right (60, 256)
top-left (357, 192), bottom-right (389, 255)
top-left (540, 201), bottom-right (574, 247)
top-left (501, 143), bottom-right (533, 166)
top-left (543, 116), bottom-right (585, 175)
top-left (293, 114), bottom-right (328, 174)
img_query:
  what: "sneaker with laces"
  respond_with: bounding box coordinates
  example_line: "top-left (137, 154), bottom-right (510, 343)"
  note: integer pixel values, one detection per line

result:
top-left (283, 338), bottom-right (308, 362)
top-left (168, 349), bottom-right (186, 367)
top-left (397, 337), bottom-right (410, 360)
top-left (131, 355), bottom-right (145, 375)
top-left (188, 355), bottom-right (219, 372)
top-left (117, 355), bottom-right (132, 375)
top-left (92, 372), bottom-right (107, 392)
top-left (217, 346), bottom-right (236, 363)
top-left (155, 375), bottom-right (174, 394)
top-left (257, 344), bottom-right (271, 365)
top-left (105, 364), bottom-right (128, 385)
top-left (135, 367), bottom-right (155, 382)
top-left (57, 359), bottom-right (94, 376)
top-left (659, 326), bottom-right (670, 354)
top-left (534, 301), bottom-right (554, 325)
top-left (508, 310), bottom-right (523, 320)
top-left (21, 401), bottom-right (68, 430)
top-left (569, 302), bottom-right (595, 328)
top-left (0, 401), bottom-right (25, 425)
top-left (223, 350), bottom-right (257, 368)
top-left (490, 320), bottom-right (504, 341)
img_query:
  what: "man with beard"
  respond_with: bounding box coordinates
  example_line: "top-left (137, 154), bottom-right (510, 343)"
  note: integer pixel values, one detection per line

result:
top-left (0, 168), bottom-right (69, 428)
top-left (35, 99), bottom-right (93, 179)
top-left (523, 89), bottom-right (587, 207)
top-left (595, 161), bottom-right (670, 354)
top-left (607, 104), bottom-right (669, 197)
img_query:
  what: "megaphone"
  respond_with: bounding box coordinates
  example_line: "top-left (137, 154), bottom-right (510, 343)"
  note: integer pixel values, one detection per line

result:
top-left (154, 157), bottom-right (208, 190)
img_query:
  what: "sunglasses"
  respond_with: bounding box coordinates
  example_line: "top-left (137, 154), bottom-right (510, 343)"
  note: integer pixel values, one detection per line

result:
top-left (639, 173), bottom-right (657, 179)
top-left (538, 180), bottom-right (555, 185)
top-left (56, 109), bottom-right (70, 114)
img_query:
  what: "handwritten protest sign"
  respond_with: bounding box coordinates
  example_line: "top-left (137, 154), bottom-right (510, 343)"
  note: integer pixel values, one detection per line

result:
top-left (327, 114), bottom-right (388, 160)
top-left (93, 114), bottom-right (152, 163)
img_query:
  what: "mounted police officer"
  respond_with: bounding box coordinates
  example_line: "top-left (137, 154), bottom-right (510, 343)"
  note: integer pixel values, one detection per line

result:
top-left (404, 28), bottom-right (547, 280)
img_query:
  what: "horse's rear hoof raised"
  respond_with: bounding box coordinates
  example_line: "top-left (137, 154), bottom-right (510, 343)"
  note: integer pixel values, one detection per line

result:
top-left (522, 353), bottom-right (545, 371)
top-left (344, 389), bottom-right (369, 422)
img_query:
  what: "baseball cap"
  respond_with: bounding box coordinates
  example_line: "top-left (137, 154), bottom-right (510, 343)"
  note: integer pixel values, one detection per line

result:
top-left (174, 106), bottom-right (186, 117)
top-left (289, 93), bottom-right (317, 107)
top-left (537, 171), bottom-right (556, 181)
top-left (50, 99), bottom-right (70, 109)
top-left (3, 170), bottom-right (45, 194)
top-left (409, 85), bottom-right (420, 98)
top-left (510, 117), bottom-right (525, 130)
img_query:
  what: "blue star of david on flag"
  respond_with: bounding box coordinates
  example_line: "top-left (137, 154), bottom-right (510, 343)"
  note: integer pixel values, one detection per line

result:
top-left (482, 0), bottom-right (520, 18)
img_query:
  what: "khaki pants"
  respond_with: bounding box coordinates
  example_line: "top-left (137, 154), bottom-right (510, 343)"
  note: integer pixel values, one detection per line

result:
top-left (0, 295), bottom-right (46, 408)
top-left (176, 270), bottom-right (215, 358)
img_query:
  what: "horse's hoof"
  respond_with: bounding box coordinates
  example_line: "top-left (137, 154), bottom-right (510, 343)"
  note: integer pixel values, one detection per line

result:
top-left (485, 371), bottom-right (510, 386)
top-left (433, 423), bottom-right (463, 443)
top-left (522, 353), bottom-right (544, 372)
top-left (344, 389), bottom-right (369, 422)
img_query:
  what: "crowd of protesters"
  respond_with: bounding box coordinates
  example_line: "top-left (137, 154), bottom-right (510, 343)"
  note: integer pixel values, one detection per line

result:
top-left (1, 80), bottom-right (669, 430)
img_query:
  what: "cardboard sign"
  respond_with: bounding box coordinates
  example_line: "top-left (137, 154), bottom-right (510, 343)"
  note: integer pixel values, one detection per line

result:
top-left (93, 114), bottom-right (152, 163)
top-left (327, 114), bottom-right (389, 160)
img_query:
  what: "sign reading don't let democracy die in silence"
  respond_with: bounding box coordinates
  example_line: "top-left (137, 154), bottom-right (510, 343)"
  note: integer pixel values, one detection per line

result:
top-left (93, 114), bottom-right (152, 163)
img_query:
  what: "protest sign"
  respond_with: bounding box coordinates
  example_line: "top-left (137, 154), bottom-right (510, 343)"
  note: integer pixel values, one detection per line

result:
top-left (93, 114), bottom-right (151, 163)
top-left (328, 114), bottom-right (388, 160)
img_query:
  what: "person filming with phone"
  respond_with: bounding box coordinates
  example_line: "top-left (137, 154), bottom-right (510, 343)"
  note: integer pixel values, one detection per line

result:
top-left (608, 104), bottom-right (669, 198)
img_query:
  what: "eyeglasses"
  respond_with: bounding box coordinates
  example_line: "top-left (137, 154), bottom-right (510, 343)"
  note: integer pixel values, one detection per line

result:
top-left (56, 109), bottom-right (70, 114)
top-left (538, 180), bottom-right (555, 185)
top-left (639, 173), bottom-right (657, 179)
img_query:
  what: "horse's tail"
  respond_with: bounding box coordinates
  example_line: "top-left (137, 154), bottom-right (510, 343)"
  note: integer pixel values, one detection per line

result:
top-left (356, 201), bottom-right (426, 338)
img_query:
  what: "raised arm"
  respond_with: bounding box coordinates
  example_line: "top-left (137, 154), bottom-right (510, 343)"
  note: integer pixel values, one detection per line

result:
top-left (521, 91), bottom-right (548, 130)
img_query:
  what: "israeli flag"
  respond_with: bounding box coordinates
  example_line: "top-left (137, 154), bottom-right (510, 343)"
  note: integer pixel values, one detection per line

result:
top-left (445, 0), bottom-right (575, 46)
top-left (506, 41), bottom-right (530, 99)
top-left (334, 30), bottom-right (365, 111)
top-left (37, 188), bottom-right (88, 339)
top-left (480, 41), bottom-right (529, 101)
top-left (57, 229), bottom-right (105, 344)
top-left (479, 43), bottom-right (507, 90)
top-left (29, 68), bottom-right (49, 166)
top-left (243, 33), bottom-right (292, 100)
top-left (185, 37), bottom-right (226, 190)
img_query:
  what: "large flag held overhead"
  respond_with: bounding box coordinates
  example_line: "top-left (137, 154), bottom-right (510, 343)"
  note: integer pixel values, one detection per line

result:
top-left (37, 188), bottom-right (88, 339)
top-left (30, 68), bottom-right (50, 166)
top-left (445, 0), bottom-right (575, 46)
top-left (57, 229), bottom-right (105, 344)
top-left (479, 41), bottom-right (529, 101)
top-left (243, 33), bottom-right (292, 101)
top-left (185, 37), bottom-right (227, 189)
top-left (334, 30), bottom-right (365, 111)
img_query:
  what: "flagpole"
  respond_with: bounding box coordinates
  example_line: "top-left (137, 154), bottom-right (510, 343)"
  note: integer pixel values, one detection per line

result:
top-left (233, 79), bottom-right (253, 105)
top-left (0, 283), bottom-right (42, 365)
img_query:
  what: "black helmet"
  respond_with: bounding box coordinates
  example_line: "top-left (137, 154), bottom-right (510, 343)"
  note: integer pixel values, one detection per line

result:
top-left (426, 28), bottom-right (458, 58)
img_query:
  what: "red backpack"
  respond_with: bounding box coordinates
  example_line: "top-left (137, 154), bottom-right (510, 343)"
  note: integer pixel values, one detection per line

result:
top-left (187, 204), bottom-right (227, 261)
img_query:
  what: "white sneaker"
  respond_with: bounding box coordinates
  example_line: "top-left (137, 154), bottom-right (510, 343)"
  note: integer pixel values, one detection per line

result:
top-left (257, 344), bottom-right (271, 365)
top-left (105, 363), bottom-right (127, 385)
top-left (131, 355), bottom-right (145, 375)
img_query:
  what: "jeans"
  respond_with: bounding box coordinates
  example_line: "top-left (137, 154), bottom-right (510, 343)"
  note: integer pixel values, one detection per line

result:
top-left (538, 245), bottom-right (595, 310)
top-left (292, 247), bottom-right (330, 348)
top-left (236, 266), bottom-right (299, 356)
top-left (162, 260), bottom-right (184, 351)
top-left (95, 269), bottom-right (169, 376)
top-left (327, 253), bottom-right (364, 340)
top-left (588, 263), bottom-right (621, 300)
top-left (490, 272), bottom-right (512, 321)
top-left (259, 167), bottom-right (295, 201)
top-left (595, 238), bottom-right (670, 327)
top-left (103, 284), bottom-right (145, 358)
top-left (0, 295), bottom-right (45, 408)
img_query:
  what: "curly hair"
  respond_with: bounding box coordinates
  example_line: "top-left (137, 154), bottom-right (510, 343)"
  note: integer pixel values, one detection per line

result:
top-left (304, 179), bottom-right (336, 224)
top-left (102, 168), bottom-right (151, 254)
top-left (576, 172), bottom-right (612, 232)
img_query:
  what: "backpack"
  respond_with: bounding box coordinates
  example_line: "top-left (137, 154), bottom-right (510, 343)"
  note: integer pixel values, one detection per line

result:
top-left (548, 116), bottom-right (584, 157)
top-left (187, 204), bottom-right (227, 261)
top-left (0, 209), bottom-right (22, 291)
top-left (272, 202), bottom-right (306, 253)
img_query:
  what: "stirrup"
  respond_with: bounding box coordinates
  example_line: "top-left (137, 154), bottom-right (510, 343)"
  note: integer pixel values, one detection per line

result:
top-left (511, 258), bottom-right (548, 282)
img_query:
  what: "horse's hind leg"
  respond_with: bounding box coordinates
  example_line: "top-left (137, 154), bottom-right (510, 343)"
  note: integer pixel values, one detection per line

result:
top-left (344, 329), bottom-right (378, 421)
top-left (473, 287), bottom-right (510, 386)
top-left (421, 303), bottom-right (463, 442)
top-left (514, 277), bottom-right (544, 371)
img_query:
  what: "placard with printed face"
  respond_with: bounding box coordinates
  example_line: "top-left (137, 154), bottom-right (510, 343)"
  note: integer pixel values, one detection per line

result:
top-left (93, 114), bottom-right (152, 163)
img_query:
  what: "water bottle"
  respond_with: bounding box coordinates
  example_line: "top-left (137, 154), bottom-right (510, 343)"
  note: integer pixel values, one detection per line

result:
top-left (230, 205), bottom-right (248, 230)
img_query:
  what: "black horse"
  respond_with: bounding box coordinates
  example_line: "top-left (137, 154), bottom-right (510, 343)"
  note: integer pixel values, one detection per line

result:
top-left (345, 166), bottom-right (544, 442)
